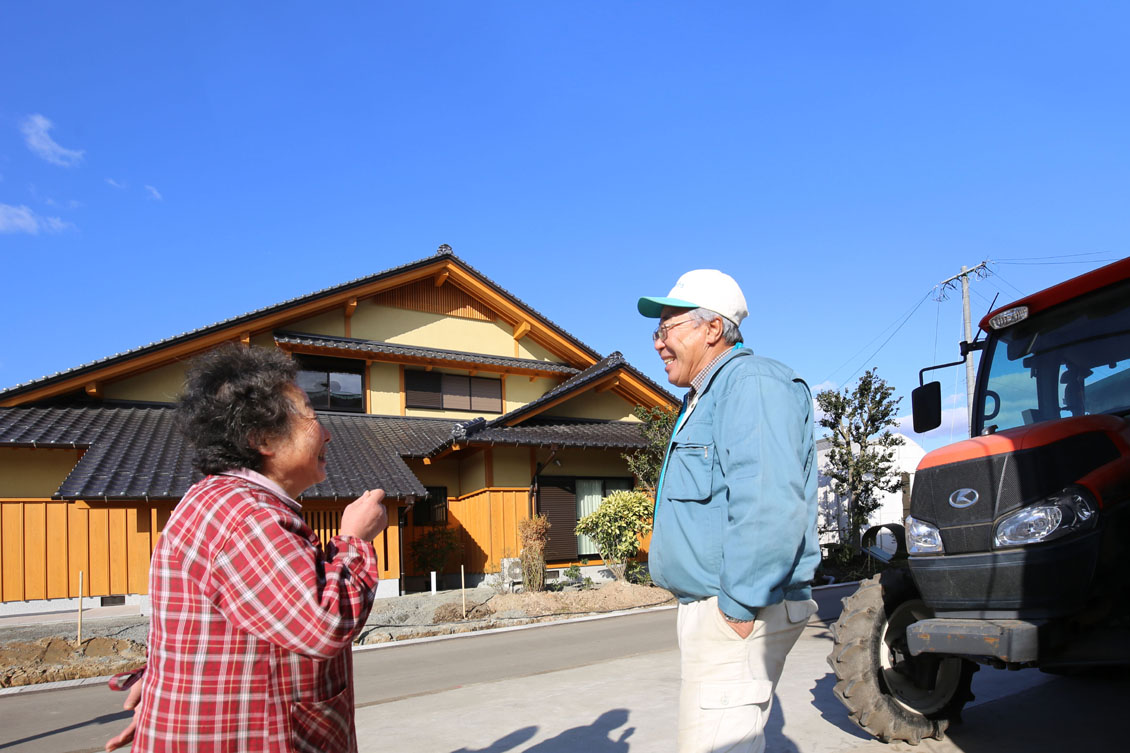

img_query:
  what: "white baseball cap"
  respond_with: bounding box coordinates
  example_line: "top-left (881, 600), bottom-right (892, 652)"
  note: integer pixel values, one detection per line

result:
top-left (637, 269), bottom-right (748, 327)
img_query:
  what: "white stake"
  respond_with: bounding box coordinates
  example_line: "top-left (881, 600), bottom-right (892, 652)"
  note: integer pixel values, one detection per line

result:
top-left (430, 571), bottom-right (436, 594)
top-left (77, 570), bottom-right (84, 648)
top-left (461, 565), bottom-right (466, 618)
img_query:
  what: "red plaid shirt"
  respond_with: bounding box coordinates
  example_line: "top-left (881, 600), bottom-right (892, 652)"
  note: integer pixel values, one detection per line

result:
top-left (133, 472), bottom-right (379, 752)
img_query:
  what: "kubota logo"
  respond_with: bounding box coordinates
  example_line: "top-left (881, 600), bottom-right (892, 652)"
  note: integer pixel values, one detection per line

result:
top-left (948, 488), bottom-right (979, 509)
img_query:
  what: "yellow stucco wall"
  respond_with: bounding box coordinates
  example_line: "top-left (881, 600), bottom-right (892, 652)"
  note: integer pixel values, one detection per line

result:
top-left (459, 451), bottom-right (487, 494)
top-left (516, 336), bottom-right (558, 362)
top-left (101, 362), bottom-right (188, 403)
top-left (289, 309), bottom-right (346, 338)
top-left (0, 448), bottom-right (81, 498)
top-left (353, 305), bottom-right (529, 360)
top-left (368, 363), bottom-right (401, 416)
top-left (492, 447), bottom-right (532, 487)
top-left (548, 448), bottom-right (633, 478)
top-left (503, 375), bottom-right (558, 413)
top-left (542, 390), bottom-right (639, 422)
top-left (404, 459), bottom-right (462, 497)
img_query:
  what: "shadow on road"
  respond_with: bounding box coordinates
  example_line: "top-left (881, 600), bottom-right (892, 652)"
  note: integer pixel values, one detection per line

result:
top-left (810, 670), bottom-right (875, 742)
top-left (764, 693), bottom-right (800, 753)
top-left (448, 725), bottom-right (538, 753)
top-left (940, 671), bottom-right (1130, 753)
top-left (0, 709), bottom-right (133, 751)
top-left (450, 709), bottom-right (634, 753)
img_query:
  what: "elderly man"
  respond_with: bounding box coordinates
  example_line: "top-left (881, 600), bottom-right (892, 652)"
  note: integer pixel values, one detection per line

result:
top-left (639, 269), bottom-right (819, 753)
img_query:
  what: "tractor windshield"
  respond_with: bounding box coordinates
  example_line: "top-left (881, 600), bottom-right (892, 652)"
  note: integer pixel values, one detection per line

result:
top-left (976, 278), bottom-right (1130, 434)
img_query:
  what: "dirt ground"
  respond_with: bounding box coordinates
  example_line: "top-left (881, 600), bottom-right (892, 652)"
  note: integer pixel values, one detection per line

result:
top-left (0, 581), bottom-right (674, 689)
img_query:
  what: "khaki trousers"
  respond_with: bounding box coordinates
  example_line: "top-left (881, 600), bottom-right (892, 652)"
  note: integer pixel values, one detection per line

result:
top-left (676, 596), bottom-right (817, 753)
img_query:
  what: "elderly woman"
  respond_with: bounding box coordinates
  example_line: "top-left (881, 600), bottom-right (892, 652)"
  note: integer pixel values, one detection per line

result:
top-left (107, 344), bottom-right (387, 753)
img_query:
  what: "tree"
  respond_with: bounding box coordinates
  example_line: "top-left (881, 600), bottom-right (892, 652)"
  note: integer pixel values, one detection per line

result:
top-left (575, 490), bottom-right (654, 580)
top-left (412, 527), bottom-right (463, 574)
top-left (816, 368), bottom-right (905, 550)
top-left (623, 405), bottom-right (679, 495)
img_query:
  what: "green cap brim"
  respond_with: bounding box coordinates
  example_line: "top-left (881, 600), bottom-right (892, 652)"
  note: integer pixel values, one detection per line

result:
top-left (637, 296), bottom-right (697, 318)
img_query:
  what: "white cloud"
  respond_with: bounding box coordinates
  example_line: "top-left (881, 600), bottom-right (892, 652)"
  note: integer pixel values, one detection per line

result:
top-left (0, 203), bottom-right (74, 234)
top-left (105, 177), bottom-right (125, 189)
top-left (20, 114), bottom-right (84, 167)
top-left (144, 184), bottom-right (162, 200)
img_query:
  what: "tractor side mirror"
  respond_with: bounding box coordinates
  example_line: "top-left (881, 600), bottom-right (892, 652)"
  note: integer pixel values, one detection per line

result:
top-left (912, 382), bottom-right (942, 433)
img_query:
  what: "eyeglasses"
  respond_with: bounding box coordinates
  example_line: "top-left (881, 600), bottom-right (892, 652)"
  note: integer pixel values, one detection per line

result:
top-left (652, 318), bottom-right (697, 342)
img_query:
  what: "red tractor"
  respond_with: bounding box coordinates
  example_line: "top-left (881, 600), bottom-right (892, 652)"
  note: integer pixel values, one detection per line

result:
top-left (828, 257), bottom-right (1130, 743)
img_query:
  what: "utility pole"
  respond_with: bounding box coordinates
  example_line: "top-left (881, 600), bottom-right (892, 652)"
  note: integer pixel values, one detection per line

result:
top-left (936, 261), bottom-right (991, 432)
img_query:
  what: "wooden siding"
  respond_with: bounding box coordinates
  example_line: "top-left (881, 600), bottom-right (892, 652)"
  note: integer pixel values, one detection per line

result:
top-left (372, 279), bottom-right (494, 322)
top-left (0, 498), bottom-right (398, 602)
top-left (401, 488), bottom-right (529, 576)
top-left (0, 499), bottom-right (166, 601)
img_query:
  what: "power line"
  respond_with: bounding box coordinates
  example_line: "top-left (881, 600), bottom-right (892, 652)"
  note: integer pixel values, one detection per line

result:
top-left (819, 287), bottom-right (935, 386)
top-left (839, 288), bottom-right (935, 386)
top-left (993, 251), bottom-right (1115, 261)
top-left (997, 258), bottom-right (1121, 266)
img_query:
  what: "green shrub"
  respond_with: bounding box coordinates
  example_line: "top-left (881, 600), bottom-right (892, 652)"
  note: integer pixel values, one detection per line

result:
top-left (575, 490), bottom-right (653, 581)
top-left (412, 527), bottom-right (463, 574)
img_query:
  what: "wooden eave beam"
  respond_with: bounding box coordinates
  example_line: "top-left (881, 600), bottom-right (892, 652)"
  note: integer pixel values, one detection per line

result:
top-left (513, 321), bottom-right (531, 340)
top-left (595, 378), bottom-right (620, 393)
top-left (612, 372), bottom-right (679, 410)
top-left (0, 260), bottom-right (454, 407)
top-left (434, 270), bottom-right (449, 287)
top-left (84, 382), bottom-right (102, 399)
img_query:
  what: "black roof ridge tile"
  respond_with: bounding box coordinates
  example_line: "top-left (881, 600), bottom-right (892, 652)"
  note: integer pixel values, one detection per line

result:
top-left (274, 330), bottom-right (579, 373)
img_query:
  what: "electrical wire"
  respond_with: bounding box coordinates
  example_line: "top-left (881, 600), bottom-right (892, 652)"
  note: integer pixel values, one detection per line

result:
top-left (997, 258), bottom-right (1122, 266)
top-left (993, 251), bottom-right (1115, 261)
top-left (837, 289), bottom-right (935, 386)
top-left (819, 287), bottom-right (936, 386)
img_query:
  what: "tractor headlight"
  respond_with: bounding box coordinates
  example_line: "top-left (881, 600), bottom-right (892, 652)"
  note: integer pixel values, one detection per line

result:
top-left (993, 488), bottom-right (1098, 548)
top-left (906, 515), bottom-right (944, 554)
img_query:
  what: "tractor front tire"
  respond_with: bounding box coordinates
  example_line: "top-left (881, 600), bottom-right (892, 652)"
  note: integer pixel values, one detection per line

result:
top-left (827, 569), bottom-right (977, 745)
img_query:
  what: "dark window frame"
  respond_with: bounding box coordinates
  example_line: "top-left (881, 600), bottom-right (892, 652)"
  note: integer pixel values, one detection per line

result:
top-left (295, 355), bottom-right (365, 413)
top-left (537, 475), bottom-right (635, 561)
top-left (414, 486), bottom-right (449, 526)
top-left (404, 369), bottom-right (502, 413)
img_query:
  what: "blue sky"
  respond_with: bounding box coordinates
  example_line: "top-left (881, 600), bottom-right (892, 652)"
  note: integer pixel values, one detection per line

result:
top-left (2, 2), bottom-right (1127, 450)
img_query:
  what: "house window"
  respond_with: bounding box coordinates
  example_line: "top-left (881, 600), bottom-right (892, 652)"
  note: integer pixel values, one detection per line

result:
top-left (414, 486), bottom-right (448, 526)
top-left (296, 356), bottom-right (364, 412)
top-left (404, 370), bottom-right (502, 413)
top-left (537, 476), bottom-right (634, 560)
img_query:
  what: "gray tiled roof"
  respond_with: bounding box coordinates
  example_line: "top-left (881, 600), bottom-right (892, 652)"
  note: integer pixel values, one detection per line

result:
top-left (0, 248), bottom-right (602, 401)
top-left (483, 352), bottom-right (630, 429)
top-left (274, 331), bottom-right (579, 375)
top-left (423, 352), bottom-right (667, 457)
top-left (0, 406), bottom-right (453, 501)
top-left (464, 418), bottom-right (648, 450)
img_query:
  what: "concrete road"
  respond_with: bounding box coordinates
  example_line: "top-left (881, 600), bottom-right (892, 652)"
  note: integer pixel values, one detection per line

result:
top-left (1, 586), bottom-right (1126, 752)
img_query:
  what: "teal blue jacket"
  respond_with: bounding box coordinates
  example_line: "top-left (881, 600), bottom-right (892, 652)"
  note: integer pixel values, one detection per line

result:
top-left (649, 346), bottom-right (819, 621)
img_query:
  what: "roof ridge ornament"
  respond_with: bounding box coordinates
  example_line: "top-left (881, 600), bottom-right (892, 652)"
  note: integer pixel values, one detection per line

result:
top-left (436, 244), bottom-right (453, 255)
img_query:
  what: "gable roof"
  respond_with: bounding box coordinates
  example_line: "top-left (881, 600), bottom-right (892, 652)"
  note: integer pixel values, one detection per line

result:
top-left (423, 351), bottom-right (673, 459)
top-left (0, 247), bottom-right (608, 407)
top-left (0, 406), bottom-right (453, 500)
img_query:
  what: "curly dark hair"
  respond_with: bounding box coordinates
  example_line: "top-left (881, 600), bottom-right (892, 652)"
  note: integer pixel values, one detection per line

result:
top-left (177, 344), bottom-right (299, 475)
